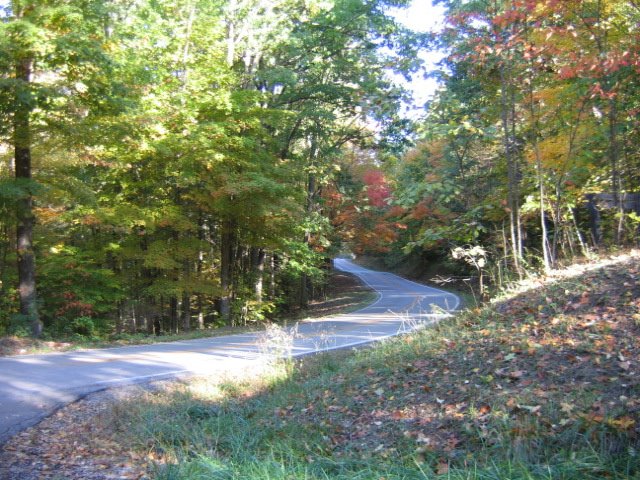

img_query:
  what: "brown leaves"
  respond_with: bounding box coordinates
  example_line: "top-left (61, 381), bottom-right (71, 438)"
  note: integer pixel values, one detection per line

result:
top-left (299, 255), bottom-right (640, 468)
top-left (608, 416), bottom-right (636, 431)
top-left (516, 404), bottom-right (541, 415)
top-left (495, 368), bottom-right (526, 380)
top-left (619, 361), bottom-right (631, 371)
top-left (0, 390), bottom-right (147, 480)
top-left (478, 404), bottom-right (492, 415)
top-left (436, 460), bottom-right (449, 475)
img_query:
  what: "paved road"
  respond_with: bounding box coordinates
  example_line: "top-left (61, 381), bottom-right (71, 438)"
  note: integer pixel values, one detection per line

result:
top-left (0, 258), bottom-right (459, 445)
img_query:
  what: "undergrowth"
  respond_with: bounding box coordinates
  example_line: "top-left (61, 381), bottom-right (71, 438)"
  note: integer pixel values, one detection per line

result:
top-left (0, 273), bottom-right (375, 357)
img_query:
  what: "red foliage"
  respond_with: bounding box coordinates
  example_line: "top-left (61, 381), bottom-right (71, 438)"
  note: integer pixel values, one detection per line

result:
top-left (362, 169), bottom-right (391, 208)
top-left (410, 201), bottom-right (431, 221)
top-left (55, 301), bottom-right (94, 318)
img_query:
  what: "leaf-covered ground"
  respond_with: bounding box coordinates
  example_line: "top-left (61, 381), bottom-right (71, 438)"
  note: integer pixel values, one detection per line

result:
top-left (2, 252), bottom-right (640, 479)
top-left (279, 252), bottom-right (640, 473)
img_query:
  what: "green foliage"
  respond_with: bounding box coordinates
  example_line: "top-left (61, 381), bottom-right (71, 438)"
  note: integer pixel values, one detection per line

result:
top-left (0, 0), bottom-right (424, 337)
top-left (0, 288), bottom-right (17, 336)
top-left (38, 245), bottom-right (123, 336)
top-left (233, 299), bottom-right (276, 325)
top-left (280, 240), bottom-right (326, 281)
top-left (0, 179), bottom-right (45, 206)
top-left (346, 0), bottom-right (640, 277)
top-left (6, 313), bottom-right (32, 338)
top-left (66, 316), bottom-right (96, 338)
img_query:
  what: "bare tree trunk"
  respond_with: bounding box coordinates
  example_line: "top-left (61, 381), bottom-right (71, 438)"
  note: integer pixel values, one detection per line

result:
top-left (251, 247), bottom-right (266, 303)
top-left (570, 208), bottom-right (589, 257)
top-left (170, 296), bottom-right (178, 334)
top-left (269, 253), bottom-right (277, 300)
top-left (179, 1), bottom-right (196, 89)
top-left (608, 98), bottom-right (624, 244)
top-left (526, 66), bottom-right (553, 272)
top-left (300, 136), bottom-right (319, 307)
top-left (196, 216), bottom-right (205, 330)
top-left (219, 220), bottom-right (234, 324)
top-left (197, 296), bottom-right (204, 329)
top-left (116, 301), bottom-right (124, 334)
top-left (500, 63), bottom-right (522, 276)
top-left (181, 291), bottom-right (190, 332)
top-left (0, 223), bottom-right (9, 297)
top-left (129, 301), bottom-right (137, 333)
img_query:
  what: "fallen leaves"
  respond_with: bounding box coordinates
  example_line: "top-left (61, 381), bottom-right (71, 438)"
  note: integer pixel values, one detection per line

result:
top-left (0, 387), bottom-right (147, 479)
top-left (608, 416), bottom-right (636, 430)
top-left (495, 368), bottom-right (526, 380)
top-left (436, 460), bottom-right (449, 475)
top-left (619, 361), bottom-right (631, 371)
top-left (516, 404), bottom-right (541, 415)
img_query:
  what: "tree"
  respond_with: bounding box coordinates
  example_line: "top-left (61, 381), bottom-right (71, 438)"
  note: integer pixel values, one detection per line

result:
top-left (354, 0), bottom-right (640, 288)
top-left (0, 0), bottom-right (120, 336)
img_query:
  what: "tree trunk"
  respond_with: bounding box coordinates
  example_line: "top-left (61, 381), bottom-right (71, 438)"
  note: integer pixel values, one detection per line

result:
top-left (0, 223), bottom-right (9, 297)
top-left (197, 295), bottom-right (204, 329)
top-left (146, 297), bottom-right (155, 334)
top-left (179, 1), bottom-right (196, 89)
top-left (219, 220), bottom-right (234, 324)
top-left (251, 247), bottom-right (266, 302)
top-left (269, 253), bottom-right (277, 300)
top-left (181, 291), bottom-right (190, 332)
top-left (14, 57), bottom-right (41, 337)
top-left (526, 64), bottom-right (552, 272)
top-left (499, 63), bottom-right (522, 276)
top-left (300, 137), bottom-right (318, 307)
top-left (170, 296), bottom-right (178, 334)
top-left (116, 300), bottom-right (124, 334)
top-left (608, 98), bottom-right (624, 244)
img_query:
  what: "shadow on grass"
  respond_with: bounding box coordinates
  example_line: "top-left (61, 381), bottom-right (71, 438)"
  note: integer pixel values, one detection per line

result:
top-left (110, 254), bottom-right (640, 479)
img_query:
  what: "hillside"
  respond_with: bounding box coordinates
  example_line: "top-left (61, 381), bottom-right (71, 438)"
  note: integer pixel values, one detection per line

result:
top-left (2, 251), bottom-right (639, 479)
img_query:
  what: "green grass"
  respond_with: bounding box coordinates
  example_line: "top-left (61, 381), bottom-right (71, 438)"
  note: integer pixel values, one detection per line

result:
top-left (113, 347), bottom-right (638, 479)
top-left (106, 253), bottom-right (640, 479)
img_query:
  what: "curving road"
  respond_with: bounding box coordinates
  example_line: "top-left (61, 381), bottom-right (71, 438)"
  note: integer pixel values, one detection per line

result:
top-left (0, 258), bottom-right (458, 445)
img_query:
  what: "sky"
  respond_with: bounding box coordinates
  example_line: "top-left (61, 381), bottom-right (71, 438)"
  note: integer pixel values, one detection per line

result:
top-left (389, 0), bottom-right (447, 117)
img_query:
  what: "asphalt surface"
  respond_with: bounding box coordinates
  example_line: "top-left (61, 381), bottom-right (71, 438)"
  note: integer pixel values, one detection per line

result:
top-left (0, 258), bottom-right (459, 445)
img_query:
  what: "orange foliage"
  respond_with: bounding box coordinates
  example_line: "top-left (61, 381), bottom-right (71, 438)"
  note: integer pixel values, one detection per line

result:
top-left (34, 207), bottom-right (65, 225)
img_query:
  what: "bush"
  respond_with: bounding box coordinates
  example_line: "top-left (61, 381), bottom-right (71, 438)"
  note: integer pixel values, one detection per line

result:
top-left (67, 316), bottom-right (95, 337)
top-left (38, 245), bottom-right (124, 336)
top-left (0, 287), bottom-right (18, 335)
top-left (7, 314), bottom-right (33, 338)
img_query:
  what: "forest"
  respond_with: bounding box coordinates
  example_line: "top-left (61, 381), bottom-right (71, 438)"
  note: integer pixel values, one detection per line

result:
top-left (1, 0), bottom-right (639, 340)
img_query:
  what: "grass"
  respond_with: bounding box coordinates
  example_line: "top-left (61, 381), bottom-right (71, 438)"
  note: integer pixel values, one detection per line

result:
top-left (104, 251), bottom-right (640, 479)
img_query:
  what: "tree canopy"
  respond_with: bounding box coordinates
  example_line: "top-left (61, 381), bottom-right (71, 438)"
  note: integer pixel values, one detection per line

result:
top-left (2, 0), bottom-right (639, 339)
top-left (0, 0), bottom-right (421, 337)
top-left (337, 0), bottom-right (640, 292)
